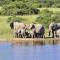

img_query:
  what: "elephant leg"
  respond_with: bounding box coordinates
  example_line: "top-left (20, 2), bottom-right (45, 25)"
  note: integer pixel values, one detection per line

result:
top-left (36, 33), bottom-right (38, 38)
top-left (40, 34), bottom-right (42, 38)
top-left (17, 33), bottom-right (19, 38)
top-left (35, 33), bottom-right (36, 38)
top-left (55, 31), bottom-right (57, 37)
top-left (52, 30), bottom-right (54, 38)
top-left (37, 33), bottom-right (39, 38)
top-left (39, 33), bottom-right (41, 38)
top-left (15, 32), bottom-right (18, 38)
top-left (31, 34), bottom-right (33, 38)
top-left (35, 33), bottom-right (37, 38)
top-left (36, 33), bottom-right (37, 38)
top-left (38, 33), bottom-right (40, 38)
top-left (34, 32), bottom-right (36, 38)
top-left (42, 32), bottom-right (45, 38)
top-left (21, 35), bottom-right (23, 38)
top-left (49, 31), bottom-right (51, 37)
top-left (19, 31), bottom-right (21, 38)
top-left (33, 33), bottom-right (36, 38)
top-left (32, 32), bottom-right (35, 38)
top-left (22, 33), bottom-right (25, 38)
top-left (41, 34), bottom-right (44, 38)
top-left (19, 34), bottom-right (21, 38)
top-left (38, 33), bottom-right (42, 38)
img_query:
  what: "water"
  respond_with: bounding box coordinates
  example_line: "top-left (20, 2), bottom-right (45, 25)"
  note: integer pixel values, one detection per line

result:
top-left (0, 42), bottom-right (60, 60)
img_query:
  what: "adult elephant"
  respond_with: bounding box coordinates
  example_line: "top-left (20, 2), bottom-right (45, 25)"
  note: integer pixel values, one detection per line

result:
top-left (34, 24), bottom-right (45, 38)
top-left (24, 23), bottom-right (36, 38)
top-left (56, 29), bottom-right (60, 38)
top-left (26, 23), bottom-right (45, 38)
top-left (10, 21), bottom-right (25, 38)
top-left (49, 23), bottom-right (60, 38)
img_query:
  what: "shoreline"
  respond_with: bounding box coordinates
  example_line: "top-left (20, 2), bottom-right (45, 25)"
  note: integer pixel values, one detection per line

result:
top-left (0, 38), bottom-right (60, 45)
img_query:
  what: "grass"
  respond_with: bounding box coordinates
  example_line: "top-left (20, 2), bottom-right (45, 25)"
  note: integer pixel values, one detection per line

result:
top-left (0, 16), bottom-right (12, 39)
top-left (0, 8), bottom-right (60, 39)
top-left (38, 8), bottom-right (60, 13)
top-left (0, 15), bottom-right (49, 39)
top-left (0, 15), bottom-right (39, 39)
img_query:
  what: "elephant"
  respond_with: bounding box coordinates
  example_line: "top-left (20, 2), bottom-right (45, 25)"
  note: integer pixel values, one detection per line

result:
top-left (56, 29), bottom-right (60, 38)
top-left (34, 24), bottom-right (45, 38)
top-left (24, 23), bottom-right (36, 38)
top-left (49, 22), bottom-right (60, 38)
top-left (10, 22), bottom-right (45, 38)
top-left (10, 21), bottom-right (26, 38)
top-left (25, 23), bottom-right (45, 38)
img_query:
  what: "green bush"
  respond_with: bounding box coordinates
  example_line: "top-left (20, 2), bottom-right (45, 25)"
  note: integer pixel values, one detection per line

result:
top-left (0, 0), bottom-right (11, 6)
top-left (7, 16), bottom-right (26, 23)
top-left (0, 0), bottom-right (60, 8)
top-left (1, 1), bottom-right (40, 15)
top-left (35, 9), bottom-right (60, 27)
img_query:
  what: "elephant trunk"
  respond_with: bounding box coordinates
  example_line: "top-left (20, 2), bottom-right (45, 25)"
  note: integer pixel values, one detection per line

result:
top-left (49, 31), bottom-right (51, 37)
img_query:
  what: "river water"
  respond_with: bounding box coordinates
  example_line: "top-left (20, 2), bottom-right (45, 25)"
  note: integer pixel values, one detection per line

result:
top-left (0, 42), bottom-right (60, 60)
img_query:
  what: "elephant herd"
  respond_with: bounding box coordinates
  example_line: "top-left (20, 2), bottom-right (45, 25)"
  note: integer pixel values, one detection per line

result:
top-left (10, 21), bottom-right (60, 38)
top-left (49, 22), bottom-right (60, 38)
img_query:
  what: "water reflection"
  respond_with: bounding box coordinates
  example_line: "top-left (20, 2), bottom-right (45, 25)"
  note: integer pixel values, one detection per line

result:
top-left (0, 42), bottom-right (60, 60)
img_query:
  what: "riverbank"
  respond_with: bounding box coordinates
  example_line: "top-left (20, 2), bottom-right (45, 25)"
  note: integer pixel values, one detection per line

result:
top-left (0, 38), bottom-right (60, 45)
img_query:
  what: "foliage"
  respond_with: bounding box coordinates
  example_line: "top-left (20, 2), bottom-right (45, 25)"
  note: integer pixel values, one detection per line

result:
top-left (0, 0), bottom-right (11, 6)
top-left (35, 9), bottom-right (60, 27)
top-left (0, 0), bottom-right (60, 7)
top-left (0, 1), bottom-right (40, 15)
top-left (7, 16), bottom-right (26, 23)
top-left (0, 0), bottom-right (60, 15)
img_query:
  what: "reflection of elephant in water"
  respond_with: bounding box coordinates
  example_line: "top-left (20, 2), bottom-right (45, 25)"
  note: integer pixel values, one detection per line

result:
top-left (49, 23), bottom-right (60, 38)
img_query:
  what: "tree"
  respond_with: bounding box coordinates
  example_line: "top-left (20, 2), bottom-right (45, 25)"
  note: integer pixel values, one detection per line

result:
top-left (35, 9), bottom-right (53, 27)
top-left (1, 1), bottom-right (39, 15)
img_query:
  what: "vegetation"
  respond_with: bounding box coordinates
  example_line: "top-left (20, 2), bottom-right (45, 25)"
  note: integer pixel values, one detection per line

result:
top-left (0, 0), bottom-right (60, 15)
top-left (0, 1), bottom-right (40, 15)
top-left (36, 9), bottom-right (60, 27)
top-left (0, 0), bottom-right (60, 39)
top-left (7, 16), bottom-right (27, 23)
top-left (0, 15), bottom-right (38, 39)
top-left (0, 12), bottom-right (60, 39)
top-left (0, 0), bottom-right (60, 7)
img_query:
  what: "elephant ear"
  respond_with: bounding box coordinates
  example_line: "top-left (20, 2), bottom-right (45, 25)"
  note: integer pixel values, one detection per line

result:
top-left (52, 24), bottom-right (57, 30)
top-left (31, 24), bottom-right (35, 29)
top-left (10, 22), bottom-right (14, 29)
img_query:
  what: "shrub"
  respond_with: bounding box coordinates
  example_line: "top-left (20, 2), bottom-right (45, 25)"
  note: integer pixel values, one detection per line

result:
top-left (35, 9), bottom-right (60, 27)
top-left (1, 1), bottom-right (40, 15)
top-left (7, 16), bottom-right (26, 23)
